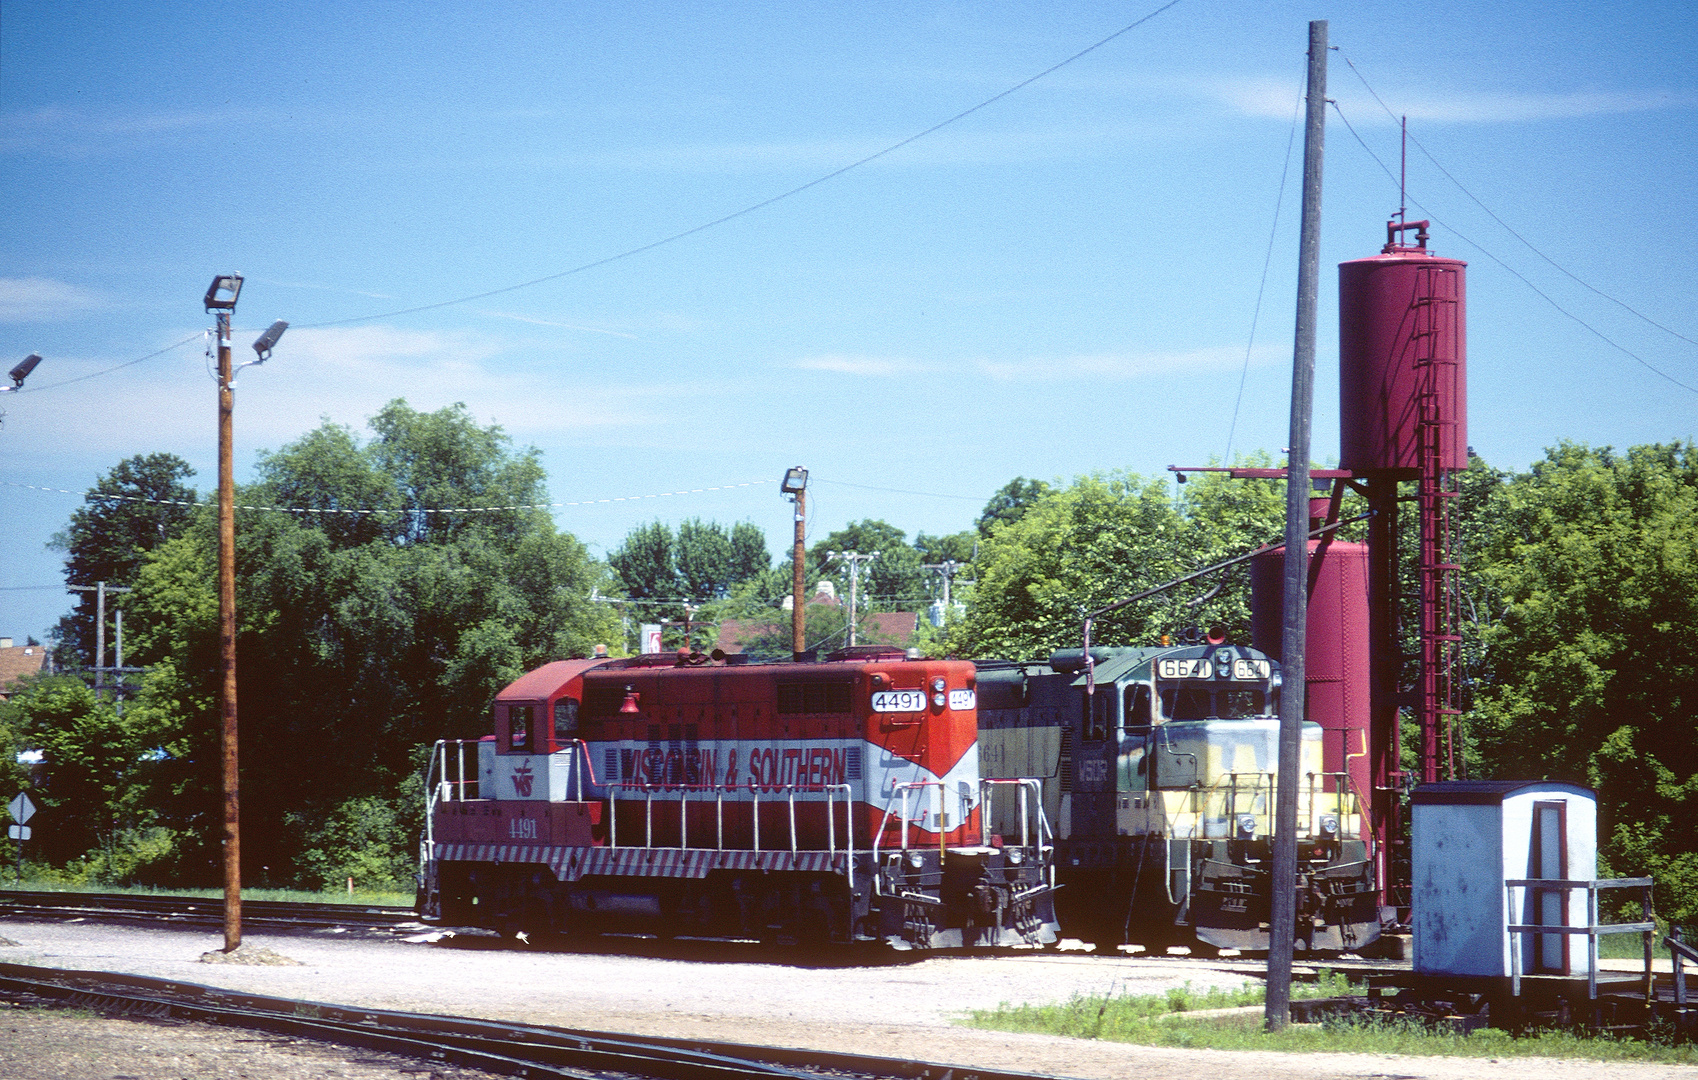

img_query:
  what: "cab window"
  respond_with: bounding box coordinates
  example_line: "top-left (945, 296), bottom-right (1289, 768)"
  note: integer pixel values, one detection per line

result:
top-left (553, 697), bottom-right (579, 739)
top-left (1082, 690), bottom-right (1111, 741)
top-left (1124, 684), bottom-right (1152, 727)
top-left (508, 705), bottom-right (533, 750)
top-left (1160, 687), bottom-right (1212, 721)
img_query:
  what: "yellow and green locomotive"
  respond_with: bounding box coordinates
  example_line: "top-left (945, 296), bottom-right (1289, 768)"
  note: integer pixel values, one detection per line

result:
top-left (976, 639), bottom-right (1380, 954)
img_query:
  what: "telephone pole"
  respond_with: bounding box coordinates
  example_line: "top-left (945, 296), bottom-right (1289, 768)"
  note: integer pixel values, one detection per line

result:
top-left (1266, 18), bottom-right (1328, 1032)
top-left (921, 559), bottom-right (965, 623)
top-left (825, 550), bottom-right (878, 646)
top-left (66, 582), bottom-right (131, 699)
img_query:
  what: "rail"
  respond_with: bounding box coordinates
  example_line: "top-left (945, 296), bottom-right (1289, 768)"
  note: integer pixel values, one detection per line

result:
top-left (1506, 876), bottom-right (1657, 1001)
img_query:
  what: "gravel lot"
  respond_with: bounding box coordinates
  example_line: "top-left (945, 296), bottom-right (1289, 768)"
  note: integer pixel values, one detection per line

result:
top-left (1, 917), bottom-right (1692, 1080)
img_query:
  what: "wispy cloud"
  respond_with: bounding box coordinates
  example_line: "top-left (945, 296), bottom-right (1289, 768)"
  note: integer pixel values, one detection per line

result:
top-left (246, 276), bottom-right (397, 301)
top-left (1, 105), bottom-right (261, 156)
top-left (251, 325), bottom-right (664, 439)
top-left (793, 346), bottom-right (1278, 382)
top-left (793, 354), bottom-right (925, 377)
top-left (0, 278), bottom-right (104, 322)
top-left (475, 310), bottom-right (639, 338)
top-left (977, 345), bottom-right (1277, 382)
top-left (1196, 75), bottom-right (1690, 125)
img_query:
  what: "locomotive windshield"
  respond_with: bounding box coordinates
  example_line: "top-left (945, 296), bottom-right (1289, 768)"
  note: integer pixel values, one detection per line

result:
top-left (1158, 683), bottom-right (1268, 721)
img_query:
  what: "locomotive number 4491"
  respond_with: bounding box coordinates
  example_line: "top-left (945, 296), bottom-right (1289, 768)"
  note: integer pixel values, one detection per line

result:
top-left (508, 817), bottom-right (538, 839)
top-left (871, 689), bottom-right (927, 712)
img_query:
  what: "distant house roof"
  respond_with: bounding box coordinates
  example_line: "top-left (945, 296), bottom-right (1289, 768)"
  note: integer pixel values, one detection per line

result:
top-left (0, 643), bottom-right (48, 699)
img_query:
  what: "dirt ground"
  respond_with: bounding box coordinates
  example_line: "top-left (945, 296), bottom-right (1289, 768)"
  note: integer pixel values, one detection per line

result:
top-left (1, 918), bottom-right (1693, 1080)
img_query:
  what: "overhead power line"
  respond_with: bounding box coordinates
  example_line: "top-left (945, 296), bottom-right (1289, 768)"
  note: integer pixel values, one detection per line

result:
top-left (296, 1), bottom-right (1186, 330)
top-left (12, 5), bottom-right (1189, 394)
top-left (1329, 100), bottom-right (1698, 397)
top-left (1339, 53), bottom-right (1698, 351)
top-left (18, 335), bottom-right (202, 395)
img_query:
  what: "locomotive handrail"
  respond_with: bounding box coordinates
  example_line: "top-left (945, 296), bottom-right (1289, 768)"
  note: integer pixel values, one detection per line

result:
top-left (602, 780), bottom-right (855, 886)
top-left (976, 777), bottom-right (1054, 852)
top-left (873, 780), bottom-right (949, 862)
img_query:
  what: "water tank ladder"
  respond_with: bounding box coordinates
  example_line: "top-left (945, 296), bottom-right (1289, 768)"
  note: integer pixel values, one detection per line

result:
top-left (1412, 265), bottom-right (1462, 783)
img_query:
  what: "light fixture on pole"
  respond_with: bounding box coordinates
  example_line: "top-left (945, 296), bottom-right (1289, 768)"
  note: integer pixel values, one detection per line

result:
top-left (5, 354), bottom-right (42, 391)
top-left (780, 466), bottom-right (808, 661)
top-left (1, 354), bottom-right (43, 429)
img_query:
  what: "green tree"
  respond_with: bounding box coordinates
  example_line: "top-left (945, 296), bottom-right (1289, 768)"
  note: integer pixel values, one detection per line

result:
top-left (118, 400), bottom-right (621, 886)
top-left (1468, 441), bottom-right (1698, 920)
top-left (0, 676), bottom-right (177, 872)
top-left (811, 520), bottom-right (925, 612)
top-left (609, 521), bottom-right (678, 602)
top-left (955, 472), bottom-right (1186, 660)
top-left (977, 477), bottom-right (1052, 537)
top-left (50, 453), bottom-right (198, 667)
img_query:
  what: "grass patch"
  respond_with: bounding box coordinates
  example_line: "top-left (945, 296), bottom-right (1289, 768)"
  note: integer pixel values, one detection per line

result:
top-left (0, 878), bottom-right (413, 907)
top-left (965, 972), bottom-right (1695, 1064)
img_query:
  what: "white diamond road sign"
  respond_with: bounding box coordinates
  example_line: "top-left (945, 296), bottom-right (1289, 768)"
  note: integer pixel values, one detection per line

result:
top-left (7, 792), bottom-right (34, 825)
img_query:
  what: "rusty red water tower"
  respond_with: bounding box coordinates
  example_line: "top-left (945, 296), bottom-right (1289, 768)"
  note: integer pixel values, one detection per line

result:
top-left (1337, 218), bottom-right (1468, 910)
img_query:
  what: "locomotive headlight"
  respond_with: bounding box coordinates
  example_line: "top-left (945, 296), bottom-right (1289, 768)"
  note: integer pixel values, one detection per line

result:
top-left (1236, 814), bottom-right (1257, 839)
top-left (930, 677), bottom-right (946, 692)
top-left (1005, 848), bottom-right (1025, 866)
top-left (906, 851), bottom-right (926, 871)
top-left (1319, 814), bottom-right (1340, 837)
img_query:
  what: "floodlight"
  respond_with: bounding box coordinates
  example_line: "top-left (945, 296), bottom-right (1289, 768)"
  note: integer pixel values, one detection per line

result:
top-left (204, 274), bottom-right (243, 312)
top-left (252, 321), bottom-right (288, 361)
top-left (781, 466), bottom-right (808, 494)
top-left (9, 354), bottom-right (41, 388)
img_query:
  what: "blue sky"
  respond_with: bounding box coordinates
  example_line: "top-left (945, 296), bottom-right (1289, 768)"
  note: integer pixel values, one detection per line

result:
top-left (3, 1), bottom-right (1694, 644)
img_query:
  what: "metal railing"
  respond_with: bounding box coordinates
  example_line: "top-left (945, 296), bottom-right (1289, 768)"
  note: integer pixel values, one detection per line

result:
top-left (1181, 769), bottom-right (1366, 838)
top-left (872, 778), bottom-right (1053, 862)
top-left (606, 781), bottom-right (852, 850)
top-left (1506, 876), bottom-right (1657, 1001)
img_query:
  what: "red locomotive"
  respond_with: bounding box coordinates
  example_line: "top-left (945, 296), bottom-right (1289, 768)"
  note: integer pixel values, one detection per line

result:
top-left (420, 647), bottom-right (1058, 948)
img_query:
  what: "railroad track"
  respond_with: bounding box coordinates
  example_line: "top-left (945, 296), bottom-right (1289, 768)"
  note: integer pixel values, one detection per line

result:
top-left (0, 889), bottom-right (418, 931)
top-left (0, 961), bottom-right (1063, 1080)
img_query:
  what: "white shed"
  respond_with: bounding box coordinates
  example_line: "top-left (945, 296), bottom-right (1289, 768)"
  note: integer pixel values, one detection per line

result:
top-left (1411, 780), bottom-right (1597, 978)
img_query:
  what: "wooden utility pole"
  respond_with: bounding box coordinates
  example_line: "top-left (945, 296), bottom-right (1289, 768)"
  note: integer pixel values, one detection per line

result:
top-left (1266, 19), bottom-right (1327, 1032)
top-left (207, 275), bottom-right (244, 954)
top-left (781, 467), bottom-right (809, 660)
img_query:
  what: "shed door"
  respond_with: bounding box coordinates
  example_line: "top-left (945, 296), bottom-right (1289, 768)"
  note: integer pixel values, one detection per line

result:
top-left (1532, 801), bottom-right (1569, 974)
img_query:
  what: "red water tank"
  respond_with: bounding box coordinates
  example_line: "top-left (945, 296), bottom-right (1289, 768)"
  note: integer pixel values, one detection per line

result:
top-left (1251, 540), bottom-right (1371, 806)
top-left (1339, 224), bottom-right (1467, 473)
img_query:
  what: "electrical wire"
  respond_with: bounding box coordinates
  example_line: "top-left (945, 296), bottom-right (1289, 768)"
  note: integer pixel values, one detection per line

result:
top-left (295, 1), bottom-right (1185, 330)
top-left (9, 6), bottom-right (1189, 393)
top-left (1330, 100), bottom-right (1698, 396)
top-left (1223, 68), bottom-right (1305, 465)
top-left (16, 335), bottom-right (203, 395)
top-left (1340, 53), bottom-right (1698, 351)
